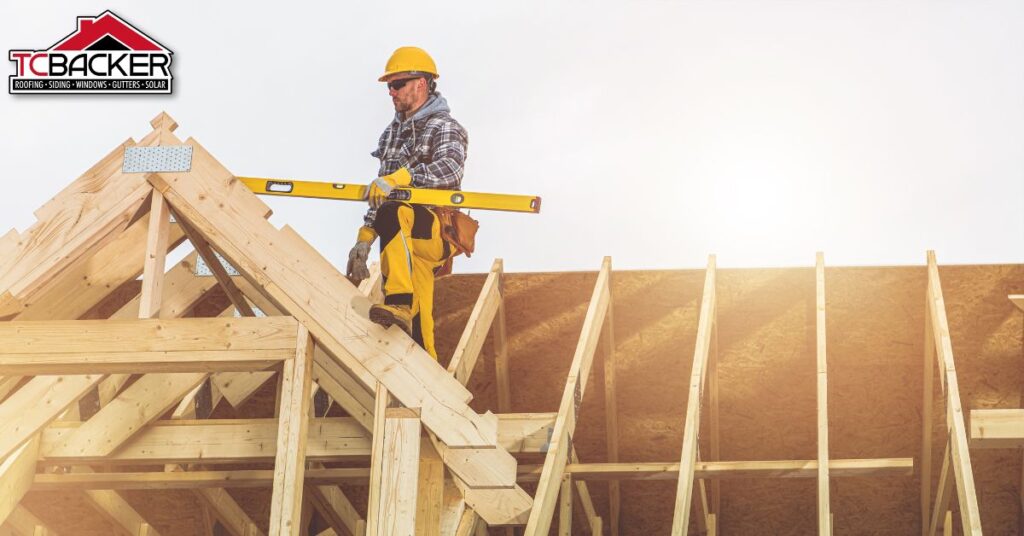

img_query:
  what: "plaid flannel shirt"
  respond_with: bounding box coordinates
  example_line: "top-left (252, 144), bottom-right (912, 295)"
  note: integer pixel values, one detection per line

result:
top-left (364, 94), bottom-right (469, 227)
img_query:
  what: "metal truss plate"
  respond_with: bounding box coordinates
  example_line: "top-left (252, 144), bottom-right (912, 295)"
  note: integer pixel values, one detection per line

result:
top-left (122, 145), bottom-right (193, 173)
top-left (195, 252), bottom-right (240, 277)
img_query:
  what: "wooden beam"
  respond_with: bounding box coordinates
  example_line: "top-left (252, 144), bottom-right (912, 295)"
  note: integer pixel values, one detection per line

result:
top-left (570, 449), bottom-right (603, 535)
top-left (364, 384), bottom-right (390, 535)
top-left (926, 251), bottom-right (982, 534)
top-left (602, 288), bottom-right (620, 536)
top-left (523, 257), bottom-right (611, 536)
top-left (516, 458), bottom-right (915, 482)
top-left (195, 486), bottom-right (264, 536)
top-left (138, 190), bottom-right (171, 318)
top-left (921, 290), bottom-right (934, 536)
top-left (0, 374), bottom-right (102, 460)
top-left (269, 325), bottom-right (315, 536)
top-left (307, 479), bottom-right (364, 536)
top-left (5, 506), bottom-right (58, 536)
top-left (815, 252), bottom-right (831, 534)
top-left (0, 350), bottom-right (289, 375)
top-left (447, 261), bottom-right (502, 384)
top-left (377, 407), bottom-right (422, 536)
top-left (927, 439), bottom-right (955, 536)
top-left (492, 260), bottom-right (512, 413)
top-left (39, 414), bottom-right (553, 464)
top-left (969, 409), bottom-right (1024, 448)
top-left (670, 255), bottom-right (717, 536)
top-left (558, 474), bottom-right (572, 536)
top-left (173, 209), bottom-right (256, 317)
top-left (416, 437), bottom-right (445, 536)
top-left (78, 473), bottom-right (164, 536)
top-left (1010, 294), bottom-right (1024, 312)
top-left (0, 438), bottom-right (40, 525)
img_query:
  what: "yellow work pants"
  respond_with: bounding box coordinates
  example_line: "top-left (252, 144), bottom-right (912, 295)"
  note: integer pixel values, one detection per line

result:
top-left (372, 201), bottom-right (451, 359)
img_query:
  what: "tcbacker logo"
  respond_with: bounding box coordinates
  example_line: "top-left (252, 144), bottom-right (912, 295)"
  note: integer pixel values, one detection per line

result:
top-left (9, 10), bottom-right (173, 94)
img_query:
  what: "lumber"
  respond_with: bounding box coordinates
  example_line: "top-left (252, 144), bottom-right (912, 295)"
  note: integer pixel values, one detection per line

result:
top-left (0, 374), bottom-right (102, 460)
top-left (1010, 294), bottom-right (1024, 312)
top-left (670, 255), bottom-right (717, 536)
top-left (969, 409), bottom-right (1024, 448)
top-left (307, 478), bottom-right (364, 536)
top-left (174, 210), bottom-right (256, 317)
top-left (147, 141), bottom-right (510, 460)
top-left (0, 349), bottom-right (289, 375)
top-left (5, 506), bottom-right (57, 536)
top-left (516, 458), bottom-right (915, 481)
top-left (39, 414), bottom-right (552, 464)
top-left (364, 384), bottom-right (390, 535)
top-left (815, 253), bottom-right (831, 534)
top-left (523, 257), bottom-right (612, 536)
top-left (195, 488), bottom-right (264, 536)
top-left (138, 190), bottom-right (171, 318)
top-left (570, 449), bottom-right (603, 535)
top-left (925, 251), bottom-right (982, 534)
top-left (0, 438), bottom-right (40, 525)
top-left (558, 474), bottom-right (572, 536)
top-left (377, 407), bottom-right (422, 536)
top-left (269, 326), bottom-right (315, 536)
top-left (79, 473), bottom-right (164, 536)
top-left (602, 288), bottom-right (620, 536)
top-left (447, 261), bottom-right (502, 384)
top-left (927, 439), bottom-right (955, 536)
top-left (921, 291), bottom-right (935, 536)
top-left (491, 259), bottom-right (512, 413)
top-left (416, 437), bottom-right (446, 536)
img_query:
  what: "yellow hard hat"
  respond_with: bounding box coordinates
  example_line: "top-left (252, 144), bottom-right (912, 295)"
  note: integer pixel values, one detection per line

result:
top-left (379, 46), bottom-right (439, 82)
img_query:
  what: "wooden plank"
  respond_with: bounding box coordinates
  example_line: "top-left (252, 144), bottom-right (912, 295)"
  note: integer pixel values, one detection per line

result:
top-left (558, 474), bottom-right (572, 536)
top-left (491, 259), bottom-right (512, 413)
top-left (364, 384), bottom-right (390, 536)
top-left (969, 409), bottom-right (1024, 448)
top-left (79, 478), bottom-right (164, 536)
top-left (515, 458), bottom-right (915, 481)
top-left (926, 251), bottom-right (982, 535)
top-left (149, 148), bottom-right (505, 453)
top-left (173, 210), bottom-right (256, 317)
top-left (0, 438), bottom-right (39, 525)
top-left (0, 316), bottom-right (300, 354)
top-left (447, 263), bottom-right (501, 384)
top-left (0, 181), bottom-right (151, 313)
top-left (416, 437), bottom-right (445, 536)
top-left (922, 291), bottom-right (934, 536)
top-left (48, 373), bottom-right (207, 458)
top-left (1010, 294), bottom-right (1024, 312)
top-left (307, 478), bottom-right (363, 536)
top-left (523, 257), bottom-right (611, 536)
top-left (670, 255), bottom-right (717, 536)
top-left (14, 217), bottom-right (184, 321)
top-left (815, 252), bottom-right (830, 534)
top-left (0, 349), bottom-right (289, 375)
top-left (269, 325), bottom-right (315, 536)
top-left (570, 449), bottom-right (602, 535)
top-left (210, 371), bottom-right (277, 409)
top-left (6, 506), bottom-right (58, 536)
top-left (0, 374), bottom-right (102, 460)
top-left (138, 190), bottom-right (171, 318)
top-left (39, 414), bottom-right (550, 464)
top-left (454, 508), bottom-right (478, 536)
top-left (377, 408), bottom-right (422, 536)
top-left (602, 289), bottom-right (620, 536)
top-left (33, 468), bottom-right (377, 490)
top-left (194, 488), bottom-right (264, 536)
top-left (708, 316), bottom-right (721, 520)
top-left (927, 439), bottom-right (954, 536)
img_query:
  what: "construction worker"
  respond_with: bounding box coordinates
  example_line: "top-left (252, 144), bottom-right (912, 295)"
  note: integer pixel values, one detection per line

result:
top-left (346, 46), bottom-right (469, 360)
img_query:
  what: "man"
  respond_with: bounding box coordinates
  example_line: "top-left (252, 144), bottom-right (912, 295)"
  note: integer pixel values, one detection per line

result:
top-left (346, 46), bottom-right (469, 360)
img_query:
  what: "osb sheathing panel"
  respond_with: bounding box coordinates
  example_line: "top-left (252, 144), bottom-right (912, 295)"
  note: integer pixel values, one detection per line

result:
top-left (13, 264), bottom-right (1024, 535)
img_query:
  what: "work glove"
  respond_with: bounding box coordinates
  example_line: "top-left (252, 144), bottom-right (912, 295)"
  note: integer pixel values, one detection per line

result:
top-left (346, 241), bottom-right (372, 286)
top-left (368, 167), bottom-right (412, 209)
top-left (346, 225), bottom-right (376, 285)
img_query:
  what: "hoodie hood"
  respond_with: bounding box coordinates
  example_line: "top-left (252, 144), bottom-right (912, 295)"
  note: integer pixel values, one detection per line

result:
top-left (397, 92), bottom-right (451, 124)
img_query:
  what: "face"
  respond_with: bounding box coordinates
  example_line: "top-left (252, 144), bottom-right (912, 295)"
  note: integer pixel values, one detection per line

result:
top-left (386, 76), bottom-right (426, 114)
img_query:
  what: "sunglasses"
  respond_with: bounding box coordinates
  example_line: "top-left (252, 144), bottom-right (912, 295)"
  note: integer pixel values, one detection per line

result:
top-left (387, 77), bottom-right (420, 91)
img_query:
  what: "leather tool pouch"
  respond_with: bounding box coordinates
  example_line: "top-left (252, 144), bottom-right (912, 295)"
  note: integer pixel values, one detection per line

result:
top-left (433, 206), bottom-right (479, 278)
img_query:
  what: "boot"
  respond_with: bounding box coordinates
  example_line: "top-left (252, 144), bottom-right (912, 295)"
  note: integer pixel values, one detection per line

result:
top-left (369, 303), bottom-right (413, 336)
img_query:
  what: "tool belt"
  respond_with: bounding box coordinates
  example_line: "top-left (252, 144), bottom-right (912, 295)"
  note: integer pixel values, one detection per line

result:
top-left (433, 206), bottom-right (479, 278)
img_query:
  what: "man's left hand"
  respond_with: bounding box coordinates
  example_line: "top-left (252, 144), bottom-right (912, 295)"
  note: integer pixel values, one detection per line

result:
top-left (368, 167), bottom-right (413, 209)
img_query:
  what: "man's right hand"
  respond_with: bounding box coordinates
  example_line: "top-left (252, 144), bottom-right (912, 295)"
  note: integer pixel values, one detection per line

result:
top-left (346, 241), bottom-right (372, 285)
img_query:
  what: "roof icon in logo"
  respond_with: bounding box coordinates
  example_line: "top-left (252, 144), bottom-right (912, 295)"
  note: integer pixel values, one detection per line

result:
top-left (51, 10), bottom-right (169, 52)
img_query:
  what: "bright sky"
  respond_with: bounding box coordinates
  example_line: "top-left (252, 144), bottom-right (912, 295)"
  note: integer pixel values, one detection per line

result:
top-left (2, 1), bottom-right (1021, 273)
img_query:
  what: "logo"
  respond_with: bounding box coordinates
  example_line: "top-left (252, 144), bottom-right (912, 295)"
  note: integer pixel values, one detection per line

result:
top-left (9, 10), bottom-right (173, 94)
